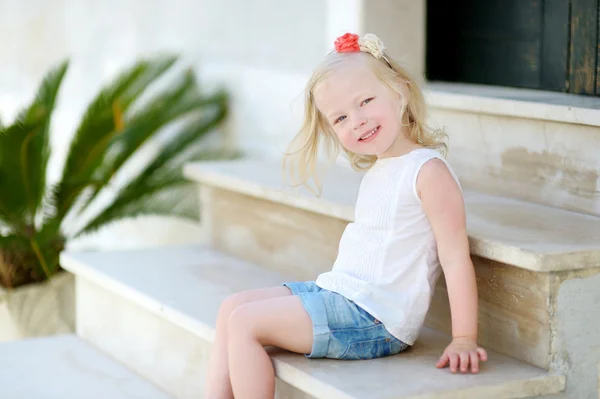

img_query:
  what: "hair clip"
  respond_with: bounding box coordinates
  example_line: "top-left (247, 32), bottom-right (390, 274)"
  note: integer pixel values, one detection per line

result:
top-left (334, 33), bottom-right (391, 67)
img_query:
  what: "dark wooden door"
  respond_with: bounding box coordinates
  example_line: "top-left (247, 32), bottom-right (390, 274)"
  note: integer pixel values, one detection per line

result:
top-left (426, 0), bottom-right (599, 95)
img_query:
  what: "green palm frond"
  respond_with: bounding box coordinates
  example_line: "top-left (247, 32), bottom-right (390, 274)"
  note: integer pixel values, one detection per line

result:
top-left (0, 120), bottom-right (47, 229)
top-left (30, 219), bottom-right (65, 278)
top-left (18, 60), bottom-right (68, 125)
top-left (139, 90), bottom-right (228, 178)
top-left (21, 61), bottom-right (68, 219)
top-left (0, 62), bottom-right (68, 228)
top-left (0, 56), bottom-right (231, 288)
top-left (77, 148), bottom-right (234, 237)
top-left (51, 56), bottom-right (177, 224)
top-left (76, 99), bottom-right (231, 237)
top-left (76, 176), bottom-right (194, 236)
top-left (76, 69), bottom-right (219, 213)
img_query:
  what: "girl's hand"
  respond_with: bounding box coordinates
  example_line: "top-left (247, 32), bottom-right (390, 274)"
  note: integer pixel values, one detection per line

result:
top-left (436, 337), bottom-right (488, 374)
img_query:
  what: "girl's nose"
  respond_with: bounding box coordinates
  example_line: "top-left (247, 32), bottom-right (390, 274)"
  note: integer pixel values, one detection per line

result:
top-left (352, 112), bottom-right (368, 130)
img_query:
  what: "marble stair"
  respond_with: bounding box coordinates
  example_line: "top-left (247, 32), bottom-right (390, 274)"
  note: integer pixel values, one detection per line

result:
top-left (3, 87), bottom-right (600, 398)
top-left (181, 158), bottom-right (600, 399)
top-left (2, 151), bottom-right (599, 398)
top-left (0, 334), bottom-right (174, 399)
top-left (58, 245), bottom-right (564, 399)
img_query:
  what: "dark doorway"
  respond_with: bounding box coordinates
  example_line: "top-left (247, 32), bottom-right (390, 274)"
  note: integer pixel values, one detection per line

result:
top-left (426, 0), bottom-right (599, 96)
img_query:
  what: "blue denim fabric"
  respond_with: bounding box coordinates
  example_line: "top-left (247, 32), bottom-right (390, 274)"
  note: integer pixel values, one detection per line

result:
top-left (283, 281), bottom-right (409, 360)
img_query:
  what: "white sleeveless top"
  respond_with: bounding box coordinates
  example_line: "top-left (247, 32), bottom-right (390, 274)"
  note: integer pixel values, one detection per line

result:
top-left (315, 148), bottom-right (461, 345)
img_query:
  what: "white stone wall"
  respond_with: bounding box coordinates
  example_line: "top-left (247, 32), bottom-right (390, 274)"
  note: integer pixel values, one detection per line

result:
top-left (0, 0), bottom-right (425, 251)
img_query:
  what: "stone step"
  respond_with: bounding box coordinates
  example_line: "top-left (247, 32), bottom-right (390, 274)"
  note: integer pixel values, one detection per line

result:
top-left (427, 82), bottom-right (600, 127)
top-left (425, 82), bottom-right (600, 217)
top-left (60, 246), bottom-right (565, 399)
top-left (182, 159), bottom-right (600, 371)
top-left (0, 334), bottom-right (174, 399)
top-left (183, 158), bottom-right (600, 273)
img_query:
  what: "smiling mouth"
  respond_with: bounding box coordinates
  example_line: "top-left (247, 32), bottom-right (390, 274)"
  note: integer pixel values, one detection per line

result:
top-left (359, 126), bottom-right (380, 141)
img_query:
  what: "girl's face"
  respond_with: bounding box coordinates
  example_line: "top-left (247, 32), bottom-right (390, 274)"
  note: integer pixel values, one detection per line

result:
top-left (313, 62), bottom-right (406, 158)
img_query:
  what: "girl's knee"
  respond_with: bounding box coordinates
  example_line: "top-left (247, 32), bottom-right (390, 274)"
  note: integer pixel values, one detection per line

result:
top-left (219, 291), bottom-right (250, 318)
top-left (227, 303), bottom-right (256, 342)
top-left (216, 294), bottom-right (243, 334)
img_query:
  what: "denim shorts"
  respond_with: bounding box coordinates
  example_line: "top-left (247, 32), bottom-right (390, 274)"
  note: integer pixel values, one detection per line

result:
top-left (283, 281), bottom-right (409, 360)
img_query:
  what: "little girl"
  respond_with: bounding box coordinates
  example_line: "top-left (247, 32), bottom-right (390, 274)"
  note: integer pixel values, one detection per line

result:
top-left (205, 32), bottom-right (487, 399)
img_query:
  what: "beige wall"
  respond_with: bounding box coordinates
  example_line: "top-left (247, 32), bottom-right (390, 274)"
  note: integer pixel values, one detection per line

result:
top-left (363, 0), bottom-right (426, 79)
top-left (0, 0), bottom-right (426, 250)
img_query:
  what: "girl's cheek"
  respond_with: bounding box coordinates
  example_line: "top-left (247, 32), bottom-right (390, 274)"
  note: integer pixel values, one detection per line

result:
top-left (334, 130), bottom-right (347, 146)
top-left (340, 134), bottom-right (356, 149)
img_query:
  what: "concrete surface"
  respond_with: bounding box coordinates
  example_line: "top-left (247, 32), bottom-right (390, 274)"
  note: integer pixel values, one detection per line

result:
top-left (427, 82), bottom-right (600, 127)
top-left (551, 271), bottom-right (600, 399)
top-left (61, 245), bottom-right (565, 399)
top-left (433, 108), bottom-right (600, 216)
top-left (183, 159), bottom-right (600, 272)
top-left (0, 334), bottom-right (174, 398)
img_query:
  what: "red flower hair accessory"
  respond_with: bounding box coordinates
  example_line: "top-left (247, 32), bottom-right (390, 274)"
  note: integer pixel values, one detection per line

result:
top-left (334, 33), bottom-right (360, 53)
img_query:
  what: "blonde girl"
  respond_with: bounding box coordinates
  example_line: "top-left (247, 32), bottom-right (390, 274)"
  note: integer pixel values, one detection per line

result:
top-left (205, 32), bottom-right (487, 399)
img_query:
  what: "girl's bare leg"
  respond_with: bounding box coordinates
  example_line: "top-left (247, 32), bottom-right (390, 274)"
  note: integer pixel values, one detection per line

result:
top-left (204, 286), bottom-right (293, 399)
top-left (227, 295), bottom-right (314, 399)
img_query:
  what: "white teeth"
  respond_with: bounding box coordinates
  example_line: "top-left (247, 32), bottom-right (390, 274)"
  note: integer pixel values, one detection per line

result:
top-left (360, 127), bottom-right (378, 140)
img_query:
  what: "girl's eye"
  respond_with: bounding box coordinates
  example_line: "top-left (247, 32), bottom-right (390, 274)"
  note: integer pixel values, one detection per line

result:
top-left (361, 97), bottom-right (374, 106)
top-left (335, 115), bottom-right (346, 124)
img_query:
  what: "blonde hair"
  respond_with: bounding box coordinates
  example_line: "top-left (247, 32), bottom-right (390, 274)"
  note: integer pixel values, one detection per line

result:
top-left (283, 43), bottom-right (447, 195)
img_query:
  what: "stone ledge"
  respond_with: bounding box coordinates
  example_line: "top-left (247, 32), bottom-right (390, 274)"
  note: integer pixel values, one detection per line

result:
top-left (60, 246), bottom-right (565, 399)
top-left (0, 334), bottom-right (174, 399)
top-left (183, 159), bottom-right (600, 273)
top-left (426, 82), bottom-right (600, 127)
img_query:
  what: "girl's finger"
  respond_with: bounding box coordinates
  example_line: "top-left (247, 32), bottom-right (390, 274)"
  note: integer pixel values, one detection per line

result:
top-left (469, 350), bottom-right (480, 373)
top-left (436, 353), bottom-right (449, 368)
top-left (459, 351), bottom-right (470, 373)
top-left (477, 347), bottom-right (488, 361)
top-left (449, 353), bottom-right (459, 373)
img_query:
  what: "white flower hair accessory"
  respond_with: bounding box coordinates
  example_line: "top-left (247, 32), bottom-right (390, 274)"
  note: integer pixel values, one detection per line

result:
top-left (359, 33), bottom-right (386, 59)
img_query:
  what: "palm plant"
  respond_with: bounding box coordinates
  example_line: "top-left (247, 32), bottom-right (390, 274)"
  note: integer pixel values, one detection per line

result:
top-left (0, 56), bottom-right (231, 289)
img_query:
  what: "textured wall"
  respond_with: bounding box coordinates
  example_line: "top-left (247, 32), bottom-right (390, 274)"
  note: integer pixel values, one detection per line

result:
top-left (0, 0), bottom-right (425, 250)
top-left (0, 0), bottom-right (327, 250)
